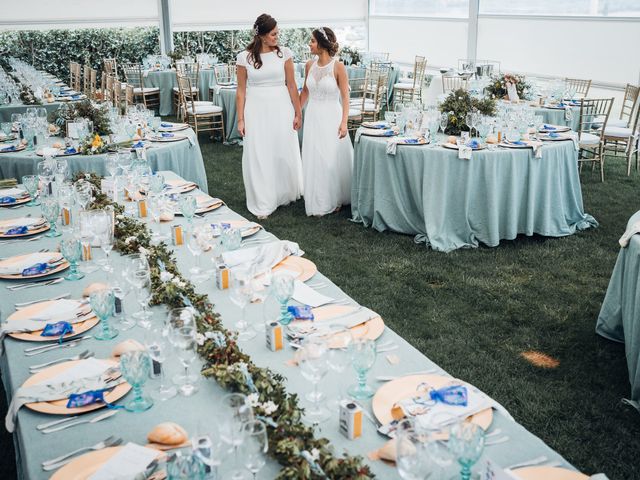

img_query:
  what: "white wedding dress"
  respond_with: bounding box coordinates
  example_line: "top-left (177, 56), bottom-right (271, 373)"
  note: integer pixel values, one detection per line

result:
top-left (236, 47), bottom-right (303, 217)
top-left (301, 59), bottom-right (353, 216)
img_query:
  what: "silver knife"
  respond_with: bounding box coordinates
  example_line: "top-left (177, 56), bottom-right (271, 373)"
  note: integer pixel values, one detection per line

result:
top-left (42, 410), bottom-right (118, 434)
top-left (37, 415), bottom-right (80, 431)
top-left (15, 293), bottom-right (71, 308)
top-left (24, 335), bottom-right (93, 354)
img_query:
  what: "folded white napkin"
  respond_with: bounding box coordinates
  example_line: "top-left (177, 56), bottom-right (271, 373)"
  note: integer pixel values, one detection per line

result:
top-left (529, 140), bottom-right (543, 158)
top-left (386, 137), bottom-right (401, 155)
top-left (0, 217), bottom-right (42, 233)
top-left (0, 252), bottom-right (61, 275)
top-left (6, 359), bottom-right (114, 432)
top-left (89, 442), bottom-right (158, 480)
top-left (0, 188), bottom-right (27, 198)
top-left (222, 240), bottom-right (303, 274)
top-left (459, 145), bottom-right (472, 159)
top-left (564, 105), bottom-right (574, 122)
top-left (292, 280), bottom-right (333, 307)
top-left (619, 219), bottom-right (640, 247)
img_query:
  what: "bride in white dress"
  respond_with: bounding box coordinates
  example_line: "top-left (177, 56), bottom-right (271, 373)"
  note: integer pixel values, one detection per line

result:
top-left (236, 13), bottom-right (303, 218)
top-left (300, 27), bottom-right (353, 217)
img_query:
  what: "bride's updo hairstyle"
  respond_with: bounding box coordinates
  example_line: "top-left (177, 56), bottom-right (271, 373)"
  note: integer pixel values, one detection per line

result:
top-left (246, 13), bottom-right (282, 69)
top-left (312, 27), bottom-right (339, 57)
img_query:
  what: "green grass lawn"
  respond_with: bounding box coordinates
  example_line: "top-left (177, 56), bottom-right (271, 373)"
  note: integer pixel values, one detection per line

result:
top-left (201, 141), bottom-right (639, 478)
top-left (0, 140), bottom-right (637, 478)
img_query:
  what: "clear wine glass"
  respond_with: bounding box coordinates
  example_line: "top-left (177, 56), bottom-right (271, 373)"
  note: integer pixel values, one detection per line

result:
top-left (143, 324), bottom-right (177, 401)
top-left (271, 273), bottom-right (294, 325)
top-left (439, 112), bottom-right (449, 137)
top-left (124, 253), bottom-right (152, 328)
top-left (326, 325), bottom-right (354, 408)
top-left (230, 266), bottom-right (257, 341)
top-left (219, 393), bottom-right (254, 480)
top-left (243, 420), bottom-right (268, 480)
top-left (170, 325), bottom-right (199, 397)
top-left (296, 336), bottom-right (331, 423)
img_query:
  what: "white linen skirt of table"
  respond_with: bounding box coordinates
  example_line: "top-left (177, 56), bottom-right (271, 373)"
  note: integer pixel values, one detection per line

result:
top-left (242, 85), bottom-right (303, 217)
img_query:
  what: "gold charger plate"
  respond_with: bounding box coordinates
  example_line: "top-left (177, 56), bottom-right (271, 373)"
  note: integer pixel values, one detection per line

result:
top-left (36, 148), bottom-right (79, 157)
top-left (149, 134), bottom-right (188, 143)
top-left (6, 300), bottom-right (99, 342)
top-left (0, 218), bottom-right (49, 238)
top-left (0, 195), bottom-right (31, 207)
top-left (441, 142), bottom-right (486, 151)
top-left (215, 220), bottom-right (262, 238)
top-left (50, 447), bottom-right (164, 480)
top-left (22, 359), bottom-right (131, 415)
top-left (537, 134), bottom-right (572, 142)
top-left (360, 128), bottom-right (398, 137)
top-left (273, 256), bottom-right (317, 282)
top-left (396, 137), bottom-right (428, 146)
top-left (164, 180), bottom-right (197, 194)
top-left (512, 467), bottom-right (587, 480)
top-left (0, 253), bottom-right (69, 280)
top-left (307, 304), bottom-right (384, 343)
top-left (159, 123), bottom-right (189, 132)
top-left (371, 374), bottom-right (493, 428)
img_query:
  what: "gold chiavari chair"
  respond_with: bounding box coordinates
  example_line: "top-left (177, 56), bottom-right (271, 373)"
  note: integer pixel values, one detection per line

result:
top-left (611, 83), bottom-right (639, 128)
top-left (103, 58), bottom-right (118, 80)
top-left (83, 66), bottom-right (97, 100)
top-left (442, 75), bottom-right (468, 94)
top-left (125, 84), bottom-right (135, 108)
top-left (368, 52), bottom-right (390, 62)
top-left (577, 97), bottom-right (614, 182)
top-left (112, 78), bottom-right (123, 110)
top-left (177, 73), bottom-right (224, 141)
top-left (103, 74), bottom-right (115, 105)
top-left (349, 66), bottom-right (387, 128)
top-left (210, 63), bottom-right (237, 101)
top-left (565, 78), bottom-right (592, 98)
top-left (394, 55), bottom-right (427, 107)
top-left (122, 63), bottom-right (160, 112)
top-left (69, 61), bottom-right (82, 92)
top-left (603, 88), bottom-right (640, 175)
top-left (174, 62), bottom-right (200, 119)
top-left (347, 72), bottom-right (367, 131)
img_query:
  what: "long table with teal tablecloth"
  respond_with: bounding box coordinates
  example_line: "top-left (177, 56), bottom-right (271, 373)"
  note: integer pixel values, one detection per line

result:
top-left (144, 69), bottom-right (217, 116)
top-left (596, 210), bottom-right (640, 412)
top-left (0, 129), bottom-right (208, 193)
top-left (351, 135), bottom-right (597, 252)
top-left (0, 103), bottom-right (63, 123)
top-left (0, 170), bottom-right (591, 479)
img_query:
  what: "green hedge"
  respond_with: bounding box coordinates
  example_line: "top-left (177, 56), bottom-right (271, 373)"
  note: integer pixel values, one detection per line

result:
top-left (0, 27), bottom-right (313, 82)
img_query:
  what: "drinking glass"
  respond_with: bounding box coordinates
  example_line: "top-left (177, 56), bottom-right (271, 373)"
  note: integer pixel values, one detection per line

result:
top-left (119, 350), bottom-right (153, 412)
top-left (186, 226), bottom-right (208, 282)
top-left (22, 175), bottom-right (40, 206)
top-left (242, 420), bottom-right (268, 480)
top-left (77, 210), bottom-right (99, 274)
top-left (271, 273), bottom-right (294, 325)
top-left (348, 337), bottom-right (377, 399)
top-left (178, 195), bottom-right (197, 226)
top-left (219, 393), bottom-right (254, 480)
top-left (171, 325), bottom-right (199, 396)
top-left (124, 253), bottom-right (152, 327)
top-left (89, 286), bottom-right (119, 341)
top-left (297, 336), bottom-right (331, 423)
top-left (230, 267), bottom-right (257, 341)
top-left (326, 326), bottom-right (354, 408)
top-left (191, 424), bottom-right (224, 479)
top-left (221, 227), bottom-right (242, 251)
top-left (448, 422), bottom-right (485, 480)
top-left (0, 122), bottom-right (12, 138)
top-left (166, 451), bottom-right (205, 479)
top-left (74, 180), bottom-right (93, 211)
top-left (97, 229), bottom-right (114, 273)
top-left (396, 420), bottom-right (426, 480)
top-left (41, 195), bottom-right (61, 237)
top-left (59, 237), bottom-right (84, 281)
top-left (105, 152), bottom-right (119, 180)
top-left (439, 112), bottom-right (449, 137)
top-left (37, 161), bottom-right (54, 195)
top-left (149, 172), bottom-right (165, 195)
top-left (143, 325), bottom-right (177, 401)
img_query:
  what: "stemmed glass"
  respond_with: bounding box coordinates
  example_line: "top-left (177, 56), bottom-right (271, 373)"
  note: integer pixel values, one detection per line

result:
top-left (97, 228), bottom-right (114, 274)
top-left (22, 175), bottom-right (40, 206)
top-left (396, 420), bottom-right (426, 480)
top-left (119, 350), bottom-right (154, 412)
top-left (296, 336), bottom-right (331, 423)
top-left (77, 210), bottom-right (99, 274)
top-left (74, 180), bottom-right (93, 211)
top-left (54, 159), bottom-right (69, 186)
top-left (105, 152), bottom-right (119, 181)
top-left (166, 451), bottom-right (205, 478)
top-left (89, 286), bottom-right (119, 341)
top-left (219, 393), bottom-right (254, 480)
top-left (178, 195), bottom-right (197, 227)
top-left (272, 273), bottom-right (294, 325)
top-left (41, 195), bottom-right (61, 237)
top-left (186, 224), bottom-right (211, 282)
top-left (448, 422), bottom-right (485, 480)
top-left (149, 172), bottom-right (165, 195)
top-left (230, 267), bottom-right (257, 341)
top-left (126, 254), bottom-right (153, 328)
top-left (326, 326), bottom-right (354, 408)
top-left (348, 337), bottom-right (377, 399)
top-left (59, 237), bottom-right (84, 281)
top-left (242, 420), bottom-right (268, 480)
top-left (171, 325), bottom-right (199, 396)
top-left (143, 325), bottom-right (177, 401)
top-left (439, 112), bottom-right (449, 138)
top-left (37, 161), bottom-right (54, 196)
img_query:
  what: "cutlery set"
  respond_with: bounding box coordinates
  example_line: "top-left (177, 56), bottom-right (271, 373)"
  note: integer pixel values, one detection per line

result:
top-left (6, 277), bottom-right (63, 291)
top-left (41, 436), bottom-right (123, 471)
top-left (24, 335), bottom-right (93, 356)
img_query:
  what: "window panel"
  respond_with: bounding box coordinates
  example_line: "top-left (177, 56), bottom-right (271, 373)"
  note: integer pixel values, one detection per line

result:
top-left (479, 0), bottom-right (640, 17)
top-left (371, 0), bottom-right (470, 18)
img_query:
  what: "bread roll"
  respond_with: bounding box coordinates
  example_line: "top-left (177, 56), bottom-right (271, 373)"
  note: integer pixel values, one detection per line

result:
top-left (147, 422), bottom-right (188, 446)
top-left (111, 339), bottom-right (145, 357)
top-left (82, 282), bottom-right (108, 297)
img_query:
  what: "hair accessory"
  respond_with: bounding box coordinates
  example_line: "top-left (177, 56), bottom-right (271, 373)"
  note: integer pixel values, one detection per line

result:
top-left (254, 25), bottom-right (260, 36)
top-left (318, 27), bottom-right (329, 42)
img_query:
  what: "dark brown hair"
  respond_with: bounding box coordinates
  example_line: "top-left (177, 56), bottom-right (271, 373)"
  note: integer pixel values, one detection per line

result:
top-left (246, 13), bottom-right (282, 69)
top-left (312, 27), bottom-right (339, 57)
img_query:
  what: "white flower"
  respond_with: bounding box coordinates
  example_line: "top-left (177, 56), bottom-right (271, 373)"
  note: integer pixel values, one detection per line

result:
top-left (195, 333), bottom-right (205, 346)
top-left (138, 246), bottom-right (150, 256)
top-left (116, 214), bottom-right (125, 220)
top-left (261, 401), bottom-right (278, 415)
top-left (171, 277), bottom-right (185, 288)
top-left (247, 393), bottom-right (260, 407)
top-left (204, 331), bottom-right (217, 339)
top-left (124, 236), bottom-right (136, 245)
top-left (160, 271), bottom-right (174, 282)
top-left (310, 448), bottom-right (320, 462)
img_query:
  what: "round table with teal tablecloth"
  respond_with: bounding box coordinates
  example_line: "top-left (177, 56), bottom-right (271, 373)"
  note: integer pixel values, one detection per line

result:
top-left (0, 102), bottom-right (65, 123)
top-left (144, 69), bottom-right (217, 116)
top-left (535, 105), bottom-right (581, 131)
top-left (351, 135), bottom-right (597, 252)
top-left (0, 128), bottom-right (208, 193)
top-left (597, 210), bottom-right (640, 413)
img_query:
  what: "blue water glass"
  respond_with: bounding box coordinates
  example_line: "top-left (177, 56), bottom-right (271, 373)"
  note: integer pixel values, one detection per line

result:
top-left (41, 197), bottom-right (61, 237)
top-left (22, 175), bottom-right (40, 206)
top-left (59, 237), bottom-right (84, 281)
top-left (119, 350), bottom-right (154, 412)
top-left (89, 287), bottom-right (119, 341)
top-left (448, 422), bottom-right (485, 480)
top-left (166, 451), bottom-right (205, 479)
top-left (272, 274), bottom-right (294, 325)
top-left (178, 195), bottom-right (197, 225)
top-left (348, 338), bottom-right (377, 399)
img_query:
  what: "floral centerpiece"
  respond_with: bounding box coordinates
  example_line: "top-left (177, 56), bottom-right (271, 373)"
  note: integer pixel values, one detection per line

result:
top-left (79, 134), bottom-right (107, 155)
top-left (18, 84), bottom-right (41, 105)
top-left (485, 73), bottom-right (531, 100)
top-left (49, 99), bottom-right (112, 137)
top-left (439, 88), bottom-right (496, 135)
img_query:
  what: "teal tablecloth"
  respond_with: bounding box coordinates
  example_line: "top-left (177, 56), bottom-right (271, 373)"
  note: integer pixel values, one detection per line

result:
top-left (0, 170), bottom-right (584, 479)
top-left (145, 69), bottom-right (217, 116)
top-left (535, 105), bottom-right (581, 131)
top-left (0, 103), bottom-right (63, 123)
top-left (346, 65), bottom-right (400, 102)
top-left (596, 211), bottom-right (640, 412)
top-left (213, 87), bottom-right (241, 143)
top-left (0, 129), bottom-right (208, 193)
top-left (351, 136), bottom-right (597, 252)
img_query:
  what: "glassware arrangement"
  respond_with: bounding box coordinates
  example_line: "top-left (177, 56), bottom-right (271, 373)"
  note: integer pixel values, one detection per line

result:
top-left (144, 325), bottom-right (177, 401)
top-left (242, 420), bottom-right (268, 479)
top-left (171, 325), bottom-right (199, 396)
top-left (219, 393), bottom-right (254, 480)
top-left (125, 253), bottom-right (153, 328)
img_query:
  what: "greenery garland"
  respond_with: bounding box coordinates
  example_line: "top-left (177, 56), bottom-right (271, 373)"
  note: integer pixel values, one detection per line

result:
top-left (77, 172), bottom-right (374, 480)
top-left (439, 88), bottom-right (496, 136)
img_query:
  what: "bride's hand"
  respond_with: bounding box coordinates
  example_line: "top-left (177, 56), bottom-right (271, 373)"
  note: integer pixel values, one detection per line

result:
top-left (293, 114), bottom-right (302, 131)
top-left (238, 119), bottom-right (245, 137)
top-left (338, 122), bottom-right (348, 139)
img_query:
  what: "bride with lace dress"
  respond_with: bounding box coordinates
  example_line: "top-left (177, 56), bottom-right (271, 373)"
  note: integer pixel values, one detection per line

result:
top-left (299, 27), bottom-right (353, 217)
top-left (236, 14), bottom-right (303, 218)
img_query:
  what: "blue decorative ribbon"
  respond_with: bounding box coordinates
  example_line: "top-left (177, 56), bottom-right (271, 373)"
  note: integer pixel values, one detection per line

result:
top-left (548, 132), bottom-right (560, 138)
top-left (256, 415), bottom-right (278, 428)
top-left (160, 123), bottom-right (173, 128)
top-left (22, 262), bottom-right (50, 276)
top-left (208, 331), bottom-right (227, 348)
top-left (157, 258), bottom-right (166, 272)
top-left (467, 139), bottom-right (481, 149)
top-left (299, 451), bottom-right (328, 479)
top-left (382, 130), bottom-right (395, 136)
top-left (0, 196), bottom-right (16, 204)
top-left (543, 124), bottom-right (556, 130)
top-left (161, 133), bottom-right (174, 138)
top-left (287, 305), bottom-right (314, 321)
top-left (1, 146), bottom-right (17, 152)
top-left (66, 388), bottom-right (124, 409)
top-left (132, 141), bottom-right (145, 148)
top-left (64, 147), bottom-right (77, 154)
top-left (429, 385), bottom-right (468, 406)
top-left (236, 363), bottom-right (257, 393)
top-left (5, 226), bottom-right (28, 235)
top-left (41, 321), bottom-right (74, 344)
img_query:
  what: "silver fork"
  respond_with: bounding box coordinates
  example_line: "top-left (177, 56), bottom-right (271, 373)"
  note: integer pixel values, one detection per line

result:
top-left (24, 335), bottom-right (93, 356)
top-left (15, 293), bottom-right (71, 308)
top-left (29, 350), bottom-right (94, 372)
top-left (42, 436), bottom-right (123, 470)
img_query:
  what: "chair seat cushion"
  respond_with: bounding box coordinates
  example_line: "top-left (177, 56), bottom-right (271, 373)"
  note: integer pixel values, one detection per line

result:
top-left (579, 132), bottom-right (601, 145)
top-left (394, 82), bottom-right (415, 89)
top-left (133, 87), bottom-right (160, 94)
top-left (348, 108), bottom-right (362, 117)
top-left (604, 126), bottom-right (633, 138)
top-left (187, 103), bottom-right (223, 114)
top-left (608, 118), bottom-right (629, 128)
top-left (173, 86), bottom-right (198, 93)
